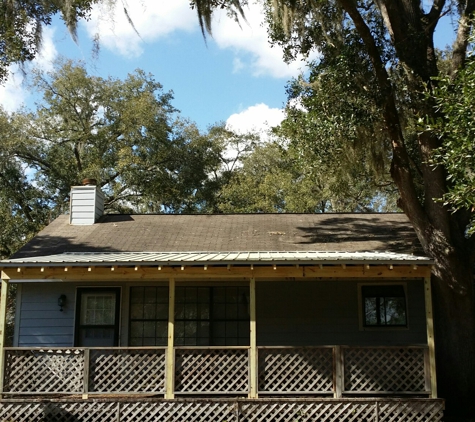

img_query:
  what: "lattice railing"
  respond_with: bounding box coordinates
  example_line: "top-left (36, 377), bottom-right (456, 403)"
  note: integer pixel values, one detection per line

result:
top-left (174, 347), bottom-right (249, 394)
top-left (0, 399), bottom-right (445, 422)
top-left (3, 348), bottom-right (84, 394)
top-left (258, 347), bottom-right (334, 394)
top-left (343, 346), bottom-right (428, 393)
top-left (2, 345), bottom-right (431, 397)
top-left (88, 348), bottom-right (166, 393)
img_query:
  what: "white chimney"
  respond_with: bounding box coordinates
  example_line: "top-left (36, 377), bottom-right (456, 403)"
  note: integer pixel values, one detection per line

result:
top-left (69, 179), bottom-right (105, 225)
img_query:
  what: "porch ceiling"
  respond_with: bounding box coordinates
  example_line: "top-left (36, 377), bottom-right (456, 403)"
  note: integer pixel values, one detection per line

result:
top-left (0, 251), bottom-right (433, 268)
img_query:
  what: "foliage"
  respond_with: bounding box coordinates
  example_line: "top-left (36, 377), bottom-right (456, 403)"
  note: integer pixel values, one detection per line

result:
top-left (0, 0), bottom-right (101, 83)
top-left (0, 61), bottom-right (251, 258)
top-left (218, 141), bottom-right (397, 213)
top-left (429, 49), bottom-right (475, 234)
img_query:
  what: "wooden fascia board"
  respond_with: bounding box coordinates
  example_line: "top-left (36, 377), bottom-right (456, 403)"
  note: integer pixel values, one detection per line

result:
top-left (2, 264), bottom-right (432, 281)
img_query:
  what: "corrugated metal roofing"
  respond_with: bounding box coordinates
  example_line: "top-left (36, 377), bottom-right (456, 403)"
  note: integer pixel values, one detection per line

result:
top-left (0, 251), bottom-right (433, 267)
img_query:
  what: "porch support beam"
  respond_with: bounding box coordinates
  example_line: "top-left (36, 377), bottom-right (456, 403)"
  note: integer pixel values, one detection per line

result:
top-left (249, 277), bottom-right (258, 398)
top-left (0, 278), bottom-right (8, 397)
top-left (1, 265), bottom-right (432, 281)
top-left (424, 276), bottom-right (437, 398)
top-left (165, 277), bottom-right (175, 399)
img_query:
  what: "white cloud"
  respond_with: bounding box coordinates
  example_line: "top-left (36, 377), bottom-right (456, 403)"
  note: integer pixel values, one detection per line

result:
top-left (226, 103), bottom-right (284, 135)
top-left (83, 0), bottom-right (313, 79)
top-left (83, 2), bottom-right (197, 57)
top-left (35, 27), bottom-right (58, 71)
top-left (0, 71), bottom-right (27, 112)
top-left (211, 3), bottom-right (308, 79)
top-left (0, 27), bottom-right (58, 112)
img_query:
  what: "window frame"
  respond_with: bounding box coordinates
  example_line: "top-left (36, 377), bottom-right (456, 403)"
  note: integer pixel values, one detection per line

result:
top-left (357, 282), bottom-right (409, 331)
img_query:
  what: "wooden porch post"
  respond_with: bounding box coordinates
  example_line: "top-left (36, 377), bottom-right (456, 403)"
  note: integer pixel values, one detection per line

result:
top-left (0, 277), bottom-right (9, 397)
top-left (424, 276), bottom-right (437, 398)
top-left (249, 277), bottom-right (258, 398)
top-left (165, 277), bottom-right (175, 399)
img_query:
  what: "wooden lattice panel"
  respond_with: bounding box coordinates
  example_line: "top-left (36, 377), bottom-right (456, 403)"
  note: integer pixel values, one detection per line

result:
top-left (240, 401), bottom-right (376, 421)
top-left (0, 402), bottom-right (43, 422)
top-left (175, 348), bottom-right (249, 394)
top-left (343, 347), bottom-right (426, 393)
top-left (378, 400), bottom-right (444, 422)
top-left (42, 402), bottom-right (119, 422)
top-left (89, 348), bottom-right (166, 393)
top-left (0, 399), bottom-right (444, 422)
top-left (3, 349), bottom-right (84, 393)
top-left (120, 401), bottom-right (235, 422)
top-left (258, 347), bottom-right (334, 394)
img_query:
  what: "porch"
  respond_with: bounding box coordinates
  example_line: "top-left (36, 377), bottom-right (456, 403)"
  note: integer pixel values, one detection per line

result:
top-left (2, 345), bottom-right (432, 397)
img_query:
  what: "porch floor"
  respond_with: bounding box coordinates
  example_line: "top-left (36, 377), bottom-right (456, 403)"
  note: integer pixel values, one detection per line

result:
top-left (0, 397), bottom-right (444, 422)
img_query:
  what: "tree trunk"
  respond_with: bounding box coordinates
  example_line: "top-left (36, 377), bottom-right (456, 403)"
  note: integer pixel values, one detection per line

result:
top-left (431, 260), bottom-right (475, 421)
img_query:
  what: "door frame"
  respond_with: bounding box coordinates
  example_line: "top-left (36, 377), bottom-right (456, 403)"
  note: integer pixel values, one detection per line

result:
top-left (74, 287), bottom-right (121, 347)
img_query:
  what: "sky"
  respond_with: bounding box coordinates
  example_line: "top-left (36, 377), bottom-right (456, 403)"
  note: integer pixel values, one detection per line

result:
top-left (0, 1), bottom-right (459, 135)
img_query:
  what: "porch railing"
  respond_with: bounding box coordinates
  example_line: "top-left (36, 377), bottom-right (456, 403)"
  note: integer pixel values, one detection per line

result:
top-left (1, 345), bottom-right (431, 397)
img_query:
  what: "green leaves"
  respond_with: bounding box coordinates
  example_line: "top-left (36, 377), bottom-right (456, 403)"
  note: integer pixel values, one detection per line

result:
top-left (428, 52), bottom-right (475, 234)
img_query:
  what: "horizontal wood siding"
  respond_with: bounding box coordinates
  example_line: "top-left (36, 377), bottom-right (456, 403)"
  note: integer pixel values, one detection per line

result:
top-left (256, 280), bottom-right (426, 346)
top-left (17, 283), bottom-right (76, 347)
top-left (15, 279), bottom-right (426, 347)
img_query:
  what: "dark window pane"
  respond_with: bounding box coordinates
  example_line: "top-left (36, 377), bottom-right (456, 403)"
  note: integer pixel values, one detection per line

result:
top-left (213, 304), bottom-right (226, 319)
top-left (226, 304), bottom-right (238, 319)
top-left (213, 287), bottom-right (226, 303)
top-left (130, 321), bottom-right (143, 338)
top-left (185, 288), bottom-right (197, 303)
top-left (362, 285), bottom-right (406, 327)
top-left (144, 304), bottom-right (156, 320)
top-left (156, 303), bottom-right (168, 319)
top-left (130, 337), bottom-right (142, 346)
top-left (364, 297), bottom-right (378, 326)
top-left (226, 321), bottom-right (238, 337)
top-left (185, 321), bottom-right (197, 338)
top-left (130, 287), bottom-right (144, 304)
top-left (144, 287), bottom-right (156, 304)
top-left (156, 287), bottom-right (169, 303)
top-left (175, 303), bottom-right (184, 319)
top-left (156, 321), bottom-right (168, 338)
top-left (184, 303), bottom-right (198, 320)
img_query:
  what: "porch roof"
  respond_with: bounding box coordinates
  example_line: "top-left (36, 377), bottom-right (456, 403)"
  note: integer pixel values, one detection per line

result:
top-left (0, 250), bottom-right (433, 267)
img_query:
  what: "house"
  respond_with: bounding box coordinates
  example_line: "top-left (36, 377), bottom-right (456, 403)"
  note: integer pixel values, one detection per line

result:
top-left (0, 182), bottom-right (444, 421)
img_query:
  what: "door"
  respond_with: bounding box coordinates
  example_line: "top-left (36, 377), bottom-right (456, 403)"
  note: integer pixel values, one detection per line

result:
top-left (75, 288), bottom-right (121, 347)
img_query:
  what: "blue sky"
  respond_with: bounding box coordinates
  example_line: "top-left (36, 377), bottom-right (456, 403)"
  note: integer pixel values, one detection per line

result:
top-left (0, 1), bottom-right (458, 134)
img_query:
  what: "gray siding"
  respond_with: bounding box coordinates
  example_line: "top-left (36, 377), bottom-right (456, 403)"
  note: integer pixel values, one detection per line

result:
top-left (256, 280), bottom-right (427, 346)
top-left (17, 283), bottom-right (77, 347)
top-left (15, 279), bottom-right (427, 347)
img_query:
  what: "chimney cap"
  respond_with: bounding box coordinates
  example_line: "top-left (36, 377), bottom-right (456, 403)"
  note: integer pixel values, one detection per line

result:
top-left (82, 178), bottom-right (97, 186)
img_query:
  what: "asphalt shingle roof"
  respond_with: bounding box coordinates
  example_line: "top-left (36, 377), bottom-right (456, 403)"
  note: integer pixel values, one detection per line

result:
top-left (9, 213), bottom-right (423, 259)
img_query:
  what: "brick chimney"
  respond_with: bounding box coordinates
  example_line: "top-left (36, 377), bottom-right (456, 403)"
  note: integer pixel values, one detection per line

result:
top-left (69, 179), bottom-right (105, 225)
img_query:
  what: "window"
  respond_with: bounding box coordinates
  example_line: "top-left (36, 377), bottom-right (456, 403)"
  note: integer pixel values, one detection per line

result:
top-left (128, 286), bottom-right (250, 346)
top-left (175, 286), bottom-right (249, 346)
top-left (129, 287), bottom-right (168, 346)
top-left (361, 284), bottom-right (407, 327)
